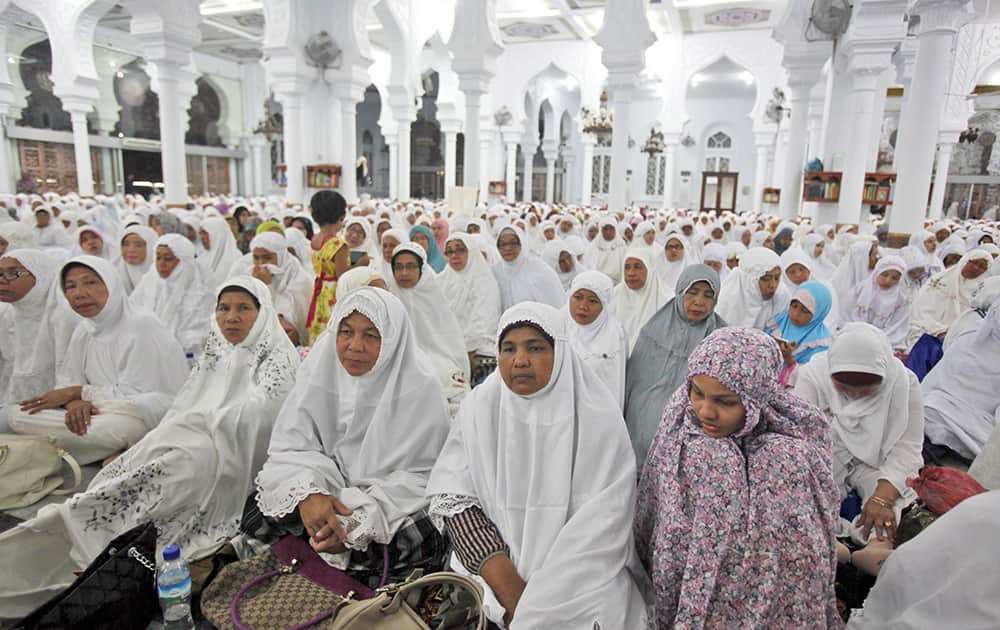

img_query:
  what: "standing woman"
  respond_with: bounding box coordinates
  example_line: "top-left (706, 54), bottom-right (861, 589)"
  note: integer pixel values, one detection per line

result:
top-left (635, 327), bottom-right (840, 629)
top-left (427, 302), bottom-right (649, 629)
top-left (438, 233), bottom-right (503, 368)
top-left (0, 277), bottom-right (299, 616)
top-left (566, 270), bottom-right (628, 409)
top-left (114, 225), bottom-right (157, 295)
top-left (831, 239), bottom-right (879, 322)
top-left (305, 190), bottom-right (350, 344)
top-left (716, 246), bottom-right (790, 329)
top-left (583, 217), bottom-right (627, 284)
top-left (12, 256), bottom-right (188, 465)
top-left (611, 247), bottom-right (666, 354)
top-left (624, 264), bottom-right (725, 467)
top-left (131, 234), bottom-right (213, 359)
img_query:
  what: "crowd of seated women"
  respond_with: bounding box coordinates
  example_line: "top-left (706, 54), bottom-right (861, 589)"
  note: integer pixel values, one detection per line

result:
top-left (0, 188), bottom-right (997, 628)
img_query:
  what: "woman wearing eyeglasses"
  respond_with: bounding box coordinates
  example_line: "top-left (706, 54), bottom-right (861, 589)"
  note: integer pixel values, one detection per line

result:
top-left (439, 233), bottom-right (502, 380)
top-left (490, 225), bottom-right (565, 311)
top-left (390, 242), bottom-right (470, 415)
top-left (795, 322), bottom-right (924, 576)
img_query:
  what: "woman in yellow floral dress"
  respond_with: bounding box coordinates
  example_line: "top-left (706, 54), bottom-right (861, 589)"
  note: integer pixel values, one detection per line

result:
top-left (306, 190), bottom-right (350, 344)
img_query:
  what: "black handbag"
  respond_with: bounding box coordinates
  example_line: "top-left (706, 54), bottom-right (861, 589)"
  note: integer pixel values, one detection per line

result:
top-left (14, 521), bottom-right (159, 630)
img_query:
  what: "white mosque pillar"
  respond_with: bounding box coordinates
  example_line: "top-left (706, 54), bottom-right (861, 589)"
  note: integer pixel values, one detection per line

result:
top-left (928, 135), bottom-right (958, 220)
top-left (502, 130), bottom-right (518, 202)
top-left (543, 140), bottom-right (558, 204)
top-left (521, 139), bottom-right (537, 202)
top-left (64, 104), bottom-right (96, 197)
top-left (441, 119), bottom-right (462, 189)
top-left (580, 134), bottom-right (596, 206)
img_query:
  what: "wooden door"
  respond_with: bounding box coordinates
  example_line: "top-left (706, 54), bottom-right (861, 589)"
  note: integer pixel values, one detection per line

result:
top-left (700, 172), bottom-right (739, 213)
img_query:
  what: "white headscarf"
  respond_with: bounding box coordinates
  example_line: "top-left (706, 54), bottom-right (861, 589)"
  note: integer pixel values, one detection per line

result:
top-left (541, 239), bottom-right (582, 292)
top-left (847, 491), bottom-right (1000, 629)
top-left (71, 224), bottom-right (119, 261)
top-left (490, 225), bottom-right (566, 310)
top-left (437, 233), bottom-right (502, 357)
top-left (199, 217), bottom-right (242, 290)
top-left (716, 247), bottom-right (790, 329)
top-left (427, 302), bottom-right (648, 628)
top-left (566, 270), bottom-right (628, 409)
top-left (851, 255), bottom-right (910, 350)
top-left (57, 255), bottom-right (189, 428)
top-left (255, 288), bottom-right (452, 546)
top-left (113, 225), bottom-right (157, 295)
top-left (611, 247), bottom-right (667, 354)
top-left (801, 233), bottom-right (837, 283)
top-left (923, 302), bottom-right (1000, 460)
top-left (389, 242), bottom-right (470, 386)
top-left (244, 231), bottom-right (313, 341)
top-left (653, 234), bottom-right (689, 297)
top-left (831, 239), bottom-right (877, 321)
top-left (130, 234), bottom-right (212, 356)
top-left (909, 249), bottom-right (992, 344)
top-left (0, 222), bottom-right (37, 253)
top-left (378, 228), bottom-right (407, 293)
top-left (797, 323), bottom-right (914, 470)
top-left (335, 265), bottom-right (385, 301)
top-left (778, 246), bottom-right (813, 294)
top-left (701, 242), bottom-right (729, 283)
top-left (943, 276), bottom-right (1000, 351)
top-left (584, 217), bottom-right (627, 284)
top-left (1, 249), bottom-right (79, 412)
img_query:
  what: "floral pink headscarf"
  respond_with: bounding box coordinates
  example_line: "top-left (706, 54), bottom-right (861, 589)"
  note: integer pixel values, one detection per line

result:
top-left (634, 327), bottom-right (841, 629)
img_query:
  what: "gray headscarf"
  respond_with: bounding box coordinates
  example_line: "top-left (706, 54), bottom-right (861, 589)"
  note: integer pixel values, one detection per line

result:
top-left (624, 263), bottom-right (726, 467)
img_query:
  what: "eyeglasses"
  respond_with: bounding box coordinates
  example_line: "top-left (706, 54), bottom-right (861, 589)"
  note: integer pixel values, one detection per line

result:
top-left (497, 240), bottom-right (521, 250)
top-left (665, 243), bottom-right (685, 251)
top-left (444, 247), bottom-right (467, 256)
top-left (393, 263), bottom-right (421, 272)
top-left (0, 269), bottom-right (32, 282)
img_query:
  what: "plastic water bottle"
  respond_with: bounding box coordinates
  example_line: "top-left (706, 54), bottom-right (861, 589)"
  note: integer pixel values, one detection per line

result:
top-left (156, 544), bottom-right (194, 630)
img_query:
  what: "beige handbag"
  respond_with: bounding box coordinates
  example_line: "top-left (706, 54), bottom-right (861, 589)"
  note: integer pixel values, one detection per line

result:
top-left (0, 434), bottom-right (82, 509)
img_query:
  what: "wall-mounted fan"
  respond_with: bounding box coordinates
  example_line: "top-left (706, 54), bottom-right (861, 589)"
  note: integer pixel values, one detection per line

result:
top-left (304, 31), bottom-right (342, 72)
top-left (807, 0), bottom-right (852, 42)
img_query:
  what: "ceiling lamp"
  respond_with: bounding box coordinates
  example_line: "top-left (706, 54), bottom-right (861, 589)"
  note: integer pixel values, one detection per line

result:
top-left (582, 91), bottom-right (614, 146)
top-left (642, 127), bottom-right (665, 156)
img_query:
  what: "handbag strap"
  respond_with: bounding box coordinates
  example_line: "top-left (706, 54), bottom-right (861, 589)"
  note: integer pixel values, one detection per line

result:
top-left (229, 564), bottom-right (349, 630)
top-left (50, 449), bottom-right (82, 496)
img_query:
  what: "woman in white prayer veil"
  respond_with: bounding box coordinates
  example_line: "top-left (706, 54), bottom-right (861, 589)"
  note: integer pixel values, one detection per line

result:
top-left (71, 224), bottom-right (119, 262)
top-left (233, 231), bottom-right (313, 345)
top-left (285, 226), bottom-right (315, 278)
top-left (566, 270), bottom-right (628, 409)
top-left (131, 234), bottom-right (213, 358)
top-left (439, 232), bottom-right (502, 361)
top-left (0, 221), bottom-right (37, 255)
top-left (922, 300), bottom-right (1000, 462)
top-left (831, 239), bottom-right (879, 322)
top-left (907, 249), bottom-right (992, 349)
top-left (378, 228), bottom-right (407, 292)
top-left (11, 256), bottom-right (188, 466)
top-left (491, 225), bottom-right (566, 310)
top-left (846, 491), bottom-right (1000, 630)
top-left (583, 217), bottom-right (627, 284)
top-left (653, 233), bottom-right (690, 297)
top-left (198, 216), bottom-right (242, 290)
top-left (0, 249), bottom-right (79, 428)
top-left (0, 277), bottom-right (300, 618)
top-left (426, 302), bottom-right (650, 629)
top-left (612, 247), bottom-right (667, 353)
top-left (32, 206), bottom-right (73, 256)
top-left (802, 233), bottom-right (838, 283)
top-left (250, 288), bottom-right (451, 586)
top-left (540, 239), bottom-right (584, 292)
top-left (390, 242), bottom-right (470, 413)
top-left (943, 276), bottom-right (1000, 351)
top-left (716, 246), bottom-right (790, 329)
top-left (113, 224), bottom-right (157, 295)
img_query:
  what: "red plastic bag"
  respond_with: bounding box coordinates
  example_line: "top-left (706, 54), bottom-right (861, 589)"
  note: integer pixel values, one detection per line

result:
top-left (906, 466), bottom-right (987, 515)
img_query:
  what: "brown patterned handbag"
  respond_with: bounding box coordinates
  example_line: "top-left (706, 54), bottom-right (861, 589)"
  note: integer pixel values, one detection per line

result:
top-left (201, 535), bottom-right (484, 630)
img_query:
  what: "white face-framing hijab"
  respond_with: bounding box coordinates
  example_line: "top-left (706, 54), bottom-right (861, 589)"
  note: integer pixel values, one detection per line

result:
top-left (114, 225), bottom-right (157, 295)
top-left (427, 302), bottom-right (648, 628)
top-left (611, 247), bottom-right (666, 353)
top-left (716, 246), bottom-right (789, 329)
top-left (255, 288), bottom-right (452, 543)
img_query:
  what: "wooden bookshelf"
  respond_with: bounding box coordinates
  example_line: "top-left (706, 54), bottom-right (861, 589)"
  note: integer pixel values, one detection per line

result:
top-left (275, 164), bottom-right (287, 188)
top-left (863, 172), bottom-right (895, 205)
top-left (488, 180), bottom-right (506, 195)
top-left (762, 187), bottom-right (780, 204)
top-left (802, 171), bottom-right (842, 202)
top-left (306, 164), bottom-right (342, 189)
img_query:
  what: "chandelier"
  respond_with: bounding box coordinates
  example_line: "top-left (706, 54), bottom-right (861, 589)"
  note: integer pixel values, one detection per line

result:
top-left (582, 91), bottom-right (614, 145)
top-left (642, 128), bottom-right (665, 155)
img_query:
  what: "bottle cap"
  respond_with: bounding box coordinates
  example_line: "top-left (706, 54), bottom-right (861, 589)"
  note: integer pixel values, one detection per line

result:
top-left (162, 544), bottom-right (180, 561)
